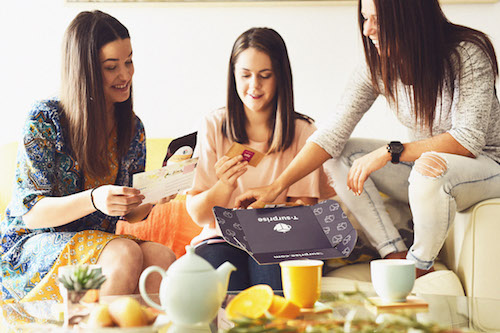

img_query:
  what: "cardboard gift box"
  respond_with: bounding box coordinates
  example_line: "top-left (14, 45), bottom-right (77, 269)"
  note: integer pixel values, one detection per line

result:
top-left (212, 200), bottom-right (357, 264)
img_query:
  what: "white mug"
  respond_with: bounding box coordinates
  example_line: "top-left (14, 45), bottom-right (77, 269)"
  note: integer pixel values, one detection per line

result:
top-left (370, 259), bottom-right (415, 302)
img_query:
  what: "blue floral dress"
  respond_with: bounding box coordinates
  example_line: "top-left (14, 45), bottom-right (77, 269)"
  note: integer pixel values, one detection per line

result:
top-left (0, 99), bottom-right (146, 302)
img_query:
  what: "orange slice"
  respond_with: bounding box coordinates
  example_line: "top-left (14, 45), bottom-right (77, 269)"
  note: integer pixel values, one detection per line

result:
top-left (268, 295), bottom-right (301, 319)
top-left (225, 284), bottom-right (274, 320)
top-left (268, 295), bottom-right (287, 314)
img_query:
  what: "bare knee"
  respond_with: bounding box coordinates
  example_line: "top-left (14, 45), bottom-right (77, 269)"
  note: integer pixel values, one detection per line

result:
top-left (99, 238), bottom-right (144, 268)
top-left (140, 242), bottom-right (176, 269)
top-left (98, 238), bottom-right (143, 294)
top-left (139, 242), bottom-right (176, 294)
top-left (414, 152), bottom-right (448, 178)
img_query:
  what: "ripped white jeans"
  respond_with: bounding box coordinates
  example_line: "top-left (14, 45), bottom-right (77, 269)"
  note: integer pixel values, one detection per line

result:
top-left (324, 138), bottom-right (500, 270)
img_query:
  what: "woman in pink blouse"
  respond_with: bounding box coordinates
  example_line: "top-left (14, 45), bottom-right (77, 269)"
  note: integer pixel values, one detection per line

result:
top-left (186, 27), bottom-right (334, 290)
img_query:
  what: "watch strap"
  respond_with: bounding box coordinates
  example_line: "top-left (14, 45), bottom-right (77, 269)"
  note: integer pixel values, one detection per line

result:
top-left (391, 150), bottom-right (400, 164)
top-left (387, 141), bottom-right (403, 164)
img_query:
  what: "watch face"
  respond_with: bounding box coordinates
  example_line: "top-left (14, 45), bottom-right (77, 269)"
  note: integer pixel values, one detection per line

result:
top-left (389, 142), bottom-right (404, 154)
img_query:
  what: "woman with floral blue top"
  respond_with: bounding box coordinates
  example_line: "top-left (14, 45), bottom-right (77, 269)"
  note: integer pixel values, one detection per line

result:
top-left (0, 10), bottom-right (175, 302)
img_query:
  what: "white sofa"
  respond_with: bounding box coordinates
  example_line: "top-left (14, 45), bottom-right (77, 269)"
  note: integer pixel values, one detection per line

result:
top-left (441, 198), bottom-right (500, 300)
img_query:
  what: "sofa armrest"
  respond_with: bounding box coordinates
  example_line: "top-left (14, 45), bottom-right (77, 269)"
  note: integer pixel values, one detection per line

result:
top-left (440, 198), bottom-right (500, 299)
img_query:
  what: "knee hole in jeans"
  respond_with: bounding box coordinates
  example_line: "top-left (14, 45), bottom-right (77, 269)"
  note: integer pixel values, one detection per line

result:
top-left (414, 152), bottom-right (448, 178)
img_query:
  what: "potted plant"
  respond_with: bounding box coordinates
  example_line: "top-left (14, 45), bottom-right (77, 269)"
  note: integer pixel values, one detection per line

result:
top-left (58, 264), bottom-right (106, 325)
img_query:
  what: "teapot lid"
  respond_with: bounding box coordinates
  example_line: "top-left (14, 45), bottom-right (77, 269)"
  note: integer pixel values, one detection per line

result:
top-left (168, 245), bottom-right (215, 273)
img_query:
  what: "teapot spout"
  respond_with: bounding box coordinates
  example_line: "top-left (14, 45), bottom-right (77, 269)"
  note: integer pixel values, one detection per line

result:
top-left (216, 262), bottom-right (236, 295)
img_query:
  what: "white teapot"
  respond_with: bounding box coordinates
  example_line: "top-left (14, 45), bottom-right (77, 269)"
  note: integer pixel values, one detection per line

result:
top-left (139, 245), bottom-right (236, 327)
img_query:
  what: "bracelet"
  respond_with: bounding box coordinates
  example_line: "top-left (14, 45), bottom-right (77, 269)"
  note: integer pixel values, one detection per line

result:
top-left (90, 187), bottom-right (103, 214)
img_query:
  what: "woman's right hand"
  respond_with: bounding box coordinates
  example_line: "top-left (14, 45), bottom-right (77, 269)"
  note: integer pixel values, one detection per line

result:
top-left (234, 183), bottom-right (282, 209)
top-left (215, 155), bottom-right (248, 189)
top-left (91, 185), bottom-right (145, 216)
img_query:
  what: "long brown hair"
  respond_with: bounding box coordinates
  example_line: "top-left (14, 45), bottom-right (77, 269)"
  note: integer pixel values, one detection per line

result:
top-left (359, 0), bottom-right (498, 131)
top-left (60, 10), bottom-right (135, 178)
top-left (224, 27), bottom-right (312, 154)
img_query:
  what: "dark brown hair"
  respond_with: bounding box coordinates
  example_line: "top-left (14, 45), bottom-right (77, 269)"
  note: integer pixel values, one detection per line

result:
top-left (359, 0), bottom-right (498, 131)
top-left (224, 27), bottom-right (312, 154)
top-left (60, 10), bottom-right (135, 178)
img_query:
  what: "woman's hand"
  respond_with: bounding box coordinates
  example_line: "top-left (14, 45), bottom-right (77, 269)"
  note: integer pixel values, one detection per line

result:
top-left (235, 183), bottom-right (282, 209)
top-left (186, 156), bottom-right (248, 226)
top-left (156, 194), bottom-right (177, 205)
top-left (91, 185), bottom-right (144, 216)
top-left (215, 155), bottom-right (248, 189)
top-left (120, 194), bottom-right (177, 223)
top-left (347, 146), bottom-right (390, 195)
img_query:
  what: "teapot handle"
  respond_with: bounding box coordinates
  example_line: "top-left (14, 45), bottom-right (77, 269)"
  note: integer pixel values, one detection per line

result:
top-left (139, 265), bottom-right (167, 311)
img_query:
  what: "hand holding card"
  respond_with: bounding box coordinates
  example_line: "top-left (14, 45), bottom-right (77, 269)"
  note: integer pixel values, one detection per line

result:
top-left (133, 157), bottom-right (198, 204)
top-left (225, 142), bottom-right (265, 167)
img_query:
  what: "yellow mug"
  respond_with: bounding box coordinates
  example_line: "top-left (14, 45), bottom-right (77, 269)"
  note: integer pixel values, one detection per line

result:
top-left (279, 259), bottom-right (323, 308)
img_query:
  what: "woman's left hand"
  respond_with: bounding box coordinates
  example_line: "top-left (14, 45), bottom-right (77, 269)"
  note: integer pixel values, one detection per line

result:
top-left (155, 194), bottom-right (177, 205)
top-left (347, 146), bottom-right (390, 195)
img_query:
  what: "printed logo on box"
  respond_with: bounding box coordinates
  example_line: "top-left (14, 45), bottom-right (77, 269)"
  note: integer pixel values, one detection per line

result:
top-left (273, 223), bottom-right (292, 233)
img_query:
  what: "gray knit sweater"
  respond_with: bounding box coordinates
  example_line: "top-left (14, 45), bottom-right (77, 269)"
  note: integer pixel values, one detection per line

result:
top-left (309, 41), bottom-right (500, 163)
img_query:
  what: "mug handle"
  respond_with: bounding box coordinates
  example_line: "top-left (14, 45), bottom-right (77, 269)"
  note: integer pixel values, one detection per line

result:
top-left (139, 265), bottom-right (167, 311)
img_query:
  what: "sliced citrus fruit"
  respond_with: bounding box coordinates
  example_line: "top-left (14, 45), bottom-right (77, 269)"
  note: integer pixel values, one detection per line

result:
top-left (268, 295), bottom-right (287, 314)
top-left (225, 284), bottom-right (274, 320)
top-left (268, 295), bottom-right (301, 319)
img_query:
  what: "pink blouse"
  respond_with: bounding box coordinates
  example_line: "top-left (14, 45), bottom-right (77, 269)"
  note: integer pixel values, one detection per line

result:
top-left (190, 108), bottom-right (335, 245)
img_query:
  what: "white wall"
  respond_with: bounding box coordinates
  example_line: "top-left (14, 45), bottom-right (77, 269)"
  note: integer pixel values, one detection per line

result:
top-left (1, 0), bottom-right (499, 146)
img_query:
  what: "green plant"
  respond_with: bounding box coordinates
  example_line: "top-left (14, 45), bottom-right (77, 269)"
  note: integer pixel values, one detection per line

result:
top-left (58, 265), bottom-right (106, 291)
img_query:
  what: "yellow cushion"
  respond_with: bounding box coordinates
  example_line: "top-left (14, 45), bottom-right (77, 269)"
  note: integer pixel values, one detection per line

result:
top-left (146, 138), bottom-right (173, 171)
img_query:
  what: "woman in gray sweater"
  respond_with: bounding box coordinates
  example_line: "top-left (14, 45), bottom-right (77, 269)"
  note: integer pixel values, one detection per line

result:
top-left (236, 0), bottom-right (500, 277)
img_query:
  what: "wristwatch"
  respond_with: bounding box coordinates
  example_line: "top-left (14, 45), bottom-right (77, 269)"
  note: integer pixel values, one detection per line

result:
top-left (387, 141), bottom-right (404, 164)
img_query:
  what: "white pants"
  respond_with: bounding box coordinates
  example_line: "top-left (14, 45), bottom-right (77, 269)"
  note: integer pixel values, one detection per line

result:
top-left (324, 138), bottom-right (500, 270)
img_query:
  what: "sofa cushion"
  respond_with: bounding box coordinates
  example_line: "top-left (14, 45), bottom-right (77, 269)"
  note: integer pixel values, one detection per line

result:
top-left (145, 138), bottom-right (173, 171)
top-left (116, 199), bottom-right (202, 258)
top-left (413, 270), bottom-right (464, 296)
